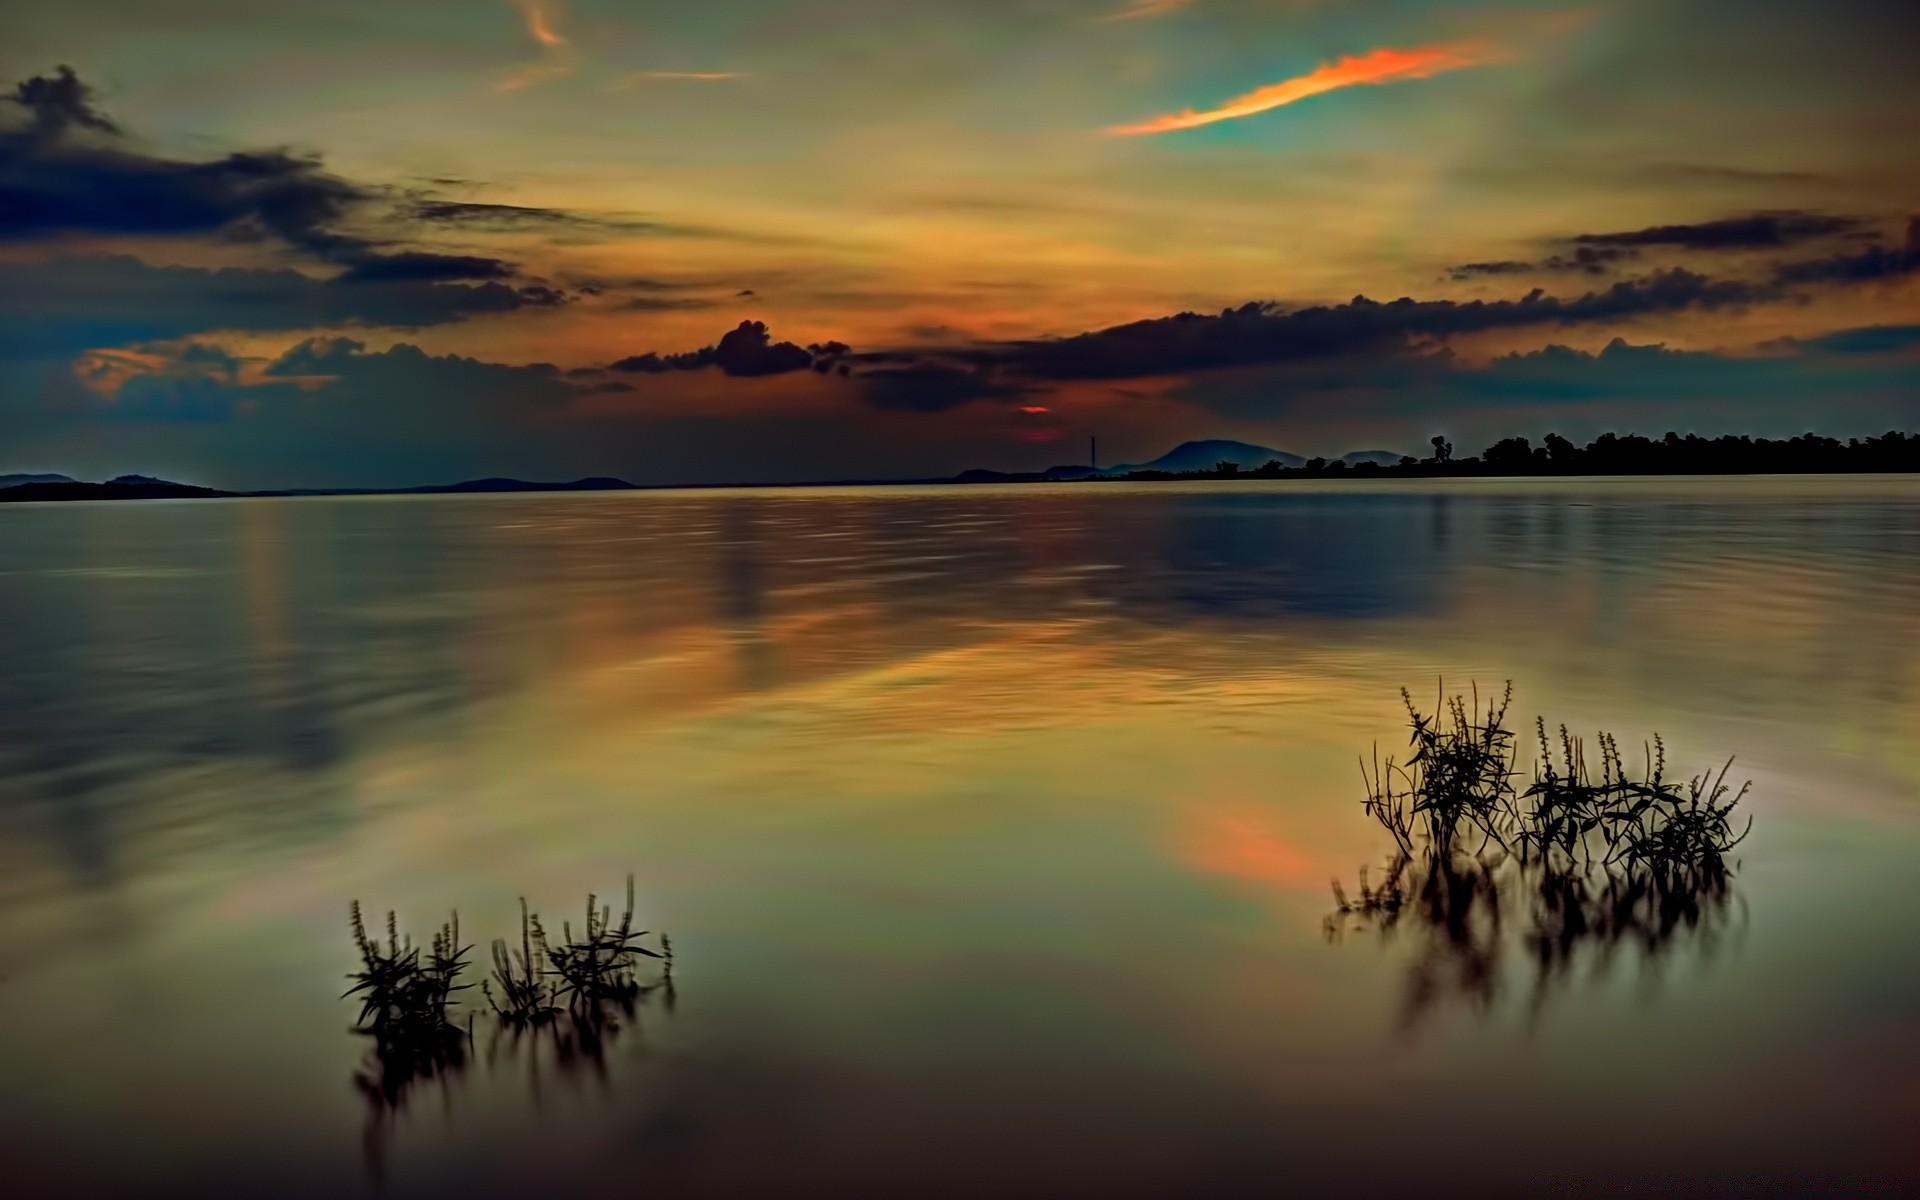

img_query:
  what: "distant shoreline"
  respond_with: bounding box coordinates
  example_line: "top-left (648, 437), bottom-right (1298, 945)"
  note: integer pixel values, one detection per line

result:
top-left (6, 468), bottom-right (1920, 506)
top-left (6, 430), bottom-right (1919, 503)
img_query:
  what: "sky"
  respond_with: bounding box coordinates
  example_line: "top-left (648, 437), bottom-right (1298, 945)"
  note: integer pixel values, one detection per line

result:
top-left (3, 0), bottom-right (1919, 487)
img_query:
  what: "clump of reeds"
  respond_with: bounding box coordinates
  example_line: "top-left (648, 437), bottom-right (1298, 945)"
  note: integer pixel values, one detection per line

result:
top-left (345, 902), bottom-right (471, 1045)
top-left (1330, 683), bottom-right (1753, 1024)
top-left (1361, 682), bottom-right (1517, 856)
top-left (478, 877), bottom-right (672, 1027)
top-left (482, 899), bottom-right (561, 1027)
top-left (1520, 718), bottom-right (1750, 869)
top-left (545, 876), bottom-right (666, 1009)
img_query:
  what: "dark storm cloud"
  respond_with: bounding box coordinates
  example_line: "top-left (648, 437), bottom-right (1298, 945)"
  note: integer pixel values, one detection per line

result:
top-left (991, 270), bottom-right (1770, 382)
top-left (1, 67), bottom-right (366, 254)
top-left (1574, 211), bottom-right (1862, 251)
top-left (0, 66), bottom-right (553, 287)
top-left (609, 320), bottom-right (815, 377)
top-left (0, 254), bottom-right (561, 360)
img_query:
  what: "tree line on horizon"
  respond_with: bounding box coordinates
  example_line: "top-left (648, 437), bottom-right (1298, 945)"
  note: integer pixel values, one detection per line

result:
top-left (1109, 429), bottom-right (1920, 480)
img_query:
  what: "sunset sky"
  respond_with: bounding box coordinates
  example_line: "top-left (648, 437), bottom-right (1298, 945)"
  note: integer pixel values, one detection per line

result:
top-left (4, 0), bottom-right (1918, 487)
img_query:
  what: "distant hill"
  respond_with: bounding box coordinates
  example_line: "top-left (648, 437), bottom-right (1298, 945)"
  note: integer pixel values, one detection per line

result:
top-left (0, 477), bottom-right (226, 502)
top-left (952, 439), bottom-right (1413, 483)
top-left (404, 477), bottom-right (637, 494)
top-left (1111, 439), bottom-right (1307, 474)
top-left (0, 473), bottom-right (79, 488)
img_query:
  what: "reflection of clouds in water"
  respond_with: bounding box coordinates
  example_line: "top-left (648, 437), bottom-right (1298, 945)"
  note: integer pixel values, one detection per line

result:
top-left (4, 482), bottom-right (1919, 897)
top-left (1180, 805), bottom-right (1323, 894)
top-left (1, 482), bottom-right (1919, 1194)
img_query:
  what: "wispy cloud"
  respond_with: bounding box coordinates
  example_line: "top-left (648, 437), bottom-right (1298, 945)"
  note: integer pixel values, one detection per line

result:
top-left (498, 0), bottom-right (573, 91)
top-left (1107, 39), bottom-right (1512, 135)
top-left (607, 71), bottom-right (745, 91)
top-left (511, 0), bottom-right (567, 49)
top-left (1098, 0), bottom-right (1198, 21)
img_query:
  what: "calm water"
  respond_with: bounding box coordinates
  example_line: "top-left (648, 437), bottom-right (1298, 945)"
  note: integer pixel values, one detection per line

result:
top-left (1, 479), bottom-right (1917, 1197)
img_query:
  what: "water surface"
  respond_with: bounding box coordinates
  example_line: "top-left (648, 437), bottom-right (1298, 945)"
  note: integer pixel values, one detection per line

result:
top-left (1, 479), bottom-right (1917, 1197)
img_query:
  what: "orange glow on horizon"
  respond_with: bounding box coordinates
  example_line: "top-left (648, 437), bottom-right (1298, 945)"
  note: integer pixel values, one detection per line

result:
top-left (1108, 39), bottom-right (1512, 135)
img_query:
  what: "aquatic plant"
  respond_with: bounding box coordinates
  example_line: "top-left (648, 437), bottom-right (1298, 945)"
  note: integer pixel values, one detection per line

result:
top-left (345, 882), bottom-right (675, 1173)
top-left (482, 899), bottom-right (562, 1028)
top-left (1521, 719), bottom-right (1751, 869)
top-left (1332, 684), bottom-right (1753, 1025)
top-left (1361, 682), bottom-right (1517, 855)
top-left (544, 876), bottom-right (668, 1010)
top-left (344, 902), bottom-right (471, 1044)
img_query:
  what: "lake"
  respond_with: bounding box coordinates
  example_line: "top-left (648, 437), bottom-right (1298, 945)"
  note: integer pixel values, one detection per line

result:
top-left (1, 478), bottom-right (1916, 1197)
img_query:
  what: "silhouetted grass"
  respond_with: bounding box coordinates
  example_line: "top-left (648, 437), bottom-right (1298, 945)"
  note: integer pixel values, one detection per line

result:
top-left (1331, 683), bottom-right (1753, 1025)
top-left (1362, 682), bottom-right (1517, 855)
top-left (345, 877), bottom-right (675, 1149)
top-left (345, 903), bottom-right (471, 1045)
top-left (482, 899), bottom-right (561, 1028)
top-left (546, 876), bottom-right (667, 1009)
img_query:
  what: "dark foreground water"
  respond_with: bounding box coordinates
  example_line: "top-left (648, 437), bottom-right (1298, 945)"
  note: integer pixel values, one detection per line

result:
top-left (1, 479), bottom-right (1917, 1197)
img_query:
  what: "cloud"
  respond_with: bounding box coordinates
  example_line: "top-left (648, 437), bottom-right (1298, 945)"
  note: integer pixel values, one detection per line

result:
top-left (0, 255), bottom-right (561, 361)
top-left (858, 363), bottom-right (1019, 412)
top-left (333, 251), bottom-right (517, 283)
top-left (1449, 246), bottom-right (1636, 281)
top-left (499, 0), bottom-right (575, 91)
top-left (1157, 331), bottom-right (1920, 446)
top-left (1098, 0), bottom-right (1197, 22)
top-left (1448, 260), bottom-right (1534, 279)
top-left (7, 64), bottom-right (118, 136)
top-left (993, 269), bottom-right (1770, 381)
top-left (403, 198), bottom-right (701, 241)
top-left (405, 200), bottom-right (590, 228)
top-left (608, 72), bottom-right (744, 88)
top-left (509, 0), bottom-right (566, 49)
top-left (1784, 324), bottom-right (1920, 355)
top-left (0, 65), bottom-right (571, 290)
top-left (1107, 40), bottom-right (1511, 136)
top-left (1575, 211), bottom-right (1863, 250)
top-left (609, 320), bottom-right (817, 378)
top-left (1772, 217), bottom-right (1920, 284)
top-left (2, 67), bottom-right (368, 256)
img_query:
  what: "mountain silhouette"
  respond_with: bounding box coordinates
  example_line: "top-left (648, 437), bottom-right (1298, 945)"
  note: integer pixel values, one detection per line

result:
top-left (1110, 439), bottom-right (1307, 474)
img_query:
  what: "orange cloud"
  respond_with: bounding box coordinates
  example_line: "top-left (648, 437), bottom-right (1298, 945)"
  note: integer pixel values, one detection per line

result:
top-left (510, 0), bottom-right (567, 49)
top-left (497, 0), bottom-right (573, 91)
top-left (607, 71), bottom-right (744, 91)
top-left (1108, 38), bottom-right (1512, 135)
top-left (1099, 0), bottom-right (1198, 21)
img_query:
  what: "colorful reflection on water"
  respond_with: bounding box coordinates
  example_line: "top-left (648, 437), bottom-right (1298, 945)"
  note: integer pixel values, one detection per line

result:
top-left (1, 479), bottom-right (1917, 1196)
